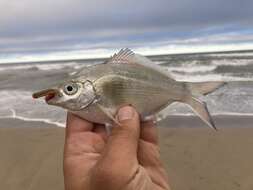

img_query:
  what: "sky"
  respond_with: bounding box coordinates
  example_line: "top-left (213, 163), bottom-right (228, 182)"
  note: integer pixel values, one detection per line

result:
top-left (1, 0), bottom-right (253, 63)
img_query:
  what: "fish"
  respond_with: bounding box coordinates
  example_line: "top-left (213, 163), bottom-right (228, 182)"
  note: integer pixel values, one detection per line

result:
top-left (32, 48), bottom-right (225, 130)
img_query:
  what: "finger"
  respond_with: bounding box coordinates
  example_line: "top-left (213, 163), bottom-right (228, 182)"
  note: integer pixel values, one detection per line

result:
top-left (140, 119), bottom-right (158, 145)
top-left (64, 114), bottom-right (102, 190)
top-left (93, 124), bottom-right (108, 141)
top-left (138, 121), bottom-right (169, 188)
top-left (66, 112), bottom-right (93, 138)
top-left (65, 113), bottom-right (105, 155)
top-left (138, 140), bottom-right (169, 189)
top-left (138, 120), bottom-right (160, 167)
top-left (96, 106), bottom-right (140, 174)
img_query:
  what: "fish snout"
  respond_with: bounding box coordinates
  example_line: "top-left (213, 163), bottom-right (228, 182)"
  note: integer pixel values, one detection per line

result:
top-left (32, 88), bottom-right (61, 102)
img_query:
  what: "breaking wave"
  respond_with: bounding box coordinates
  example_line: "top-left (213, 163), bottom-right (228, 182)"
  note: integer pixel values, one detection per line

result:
top-left (0, 90), bottom-right (66, 127)
top-left (208, 52), bottom-right (253, 57)
top-left (170, 73), bottom-right (253, 82)
top-left (0, 109), bottom-right (65, 127)
top-left (0, 62), bottom-right (85, 72)
top-left (167, 65), bottom-right (217, 73)
top-left (211, 59), bottom-right (253, 66)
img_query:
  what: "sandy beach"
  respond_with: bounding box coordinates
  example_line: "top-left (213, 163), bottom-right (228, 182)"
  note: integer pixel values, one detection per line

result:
top-left (1, 116), bottom-right (253, 190)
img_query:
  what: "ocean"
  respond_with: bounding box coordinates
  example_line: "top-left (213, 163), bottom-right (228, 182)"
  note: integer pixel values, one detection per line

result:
top-left (0, 50), bottom-right (253, 127)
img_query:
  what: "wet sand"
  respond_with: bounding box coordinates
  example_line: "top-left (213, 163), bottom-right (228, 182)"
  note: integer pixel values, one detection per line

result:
top-left (0, 116), bottom-right (253, 190)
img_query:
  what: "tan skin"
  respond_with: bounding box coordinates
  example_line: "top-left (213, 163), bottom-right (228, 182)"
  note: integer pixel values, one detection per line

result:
top-left (64, 106), bottom-right (170, 190)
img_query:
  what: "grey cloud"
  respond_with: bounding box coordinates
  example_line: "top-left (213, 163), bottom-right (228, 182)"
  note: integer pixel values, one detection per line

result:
top-left (0, 0), bottom-right (253, 56)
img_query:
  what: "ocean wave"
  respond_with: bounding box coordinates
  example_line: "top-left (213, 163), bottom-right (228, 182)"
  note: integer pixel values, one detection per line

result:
top-left (159, 112), bottom-right (253, 116)
top-left (208, 52), bottom-right (253, 57)
top-left (0, 65), bottom-right (36, 71)
top-left (0, 109), bottom-right (65, 127)
top-left (153, 60), bottom-right (167, 65)
top-left (156, 106), bottom-right (253, 122)
top-left (211, 59), bottom-right (253, 66)
top-left (170, 73), bottom-right (253, 82)
top-left (0, 90), bottom-right (66, 127)
top-left (0, 62), bottom-right (86, 72)
top-left (0, 87), bottom-right (252, 128)
top-left (167, 65), bottom-right (217, 73)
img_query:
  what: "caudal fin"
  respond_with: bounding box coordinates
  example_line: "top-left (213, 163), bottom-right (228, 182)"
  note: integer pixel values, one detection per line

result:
top-left (182, 81), bottom-right (226, 130)
top-left (185, 97), bottom-right (217, 130)
top-left (186, 81), bottom-right (226, 96)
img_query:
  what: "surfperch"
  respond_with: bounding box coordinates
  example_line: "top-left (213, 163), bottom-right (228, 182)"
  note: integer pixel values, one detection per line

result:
top-left (32, 48), bottom-right (225, 130)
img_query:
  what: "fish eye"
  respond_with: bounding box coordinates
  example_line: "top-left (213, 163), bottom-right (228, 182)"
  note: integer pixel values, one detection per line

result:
top-left (64, 83), bottom-right (78, 95)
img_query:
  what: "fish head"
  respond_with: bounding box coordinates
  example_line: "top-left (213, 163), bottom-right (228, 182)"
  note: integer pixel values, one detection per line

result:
top-left (32, 80), bottom-right (97, 111)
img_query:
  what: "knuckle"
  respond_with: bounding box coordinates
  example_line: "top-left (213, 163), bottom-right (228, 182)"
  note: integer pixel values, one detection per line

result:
top-left (111, 124), bottom-right (139, 139)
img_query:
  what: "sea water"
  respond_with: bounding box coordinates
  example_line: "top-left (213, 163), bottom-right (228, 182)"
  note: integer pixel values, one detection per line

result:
top-left (0, 51), bottom-right (253, 127)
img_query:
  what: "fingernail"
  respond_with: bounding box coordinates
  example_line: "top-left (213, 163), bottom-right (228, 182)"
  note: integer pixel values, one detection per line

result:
top-left (117, 106), bottom-right (134, 121)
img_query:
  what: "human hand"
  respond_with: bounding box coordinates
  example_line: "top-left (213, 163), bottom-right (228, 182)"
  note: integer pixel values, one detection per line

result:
top-left (64, 106), bottom-right (170, 190)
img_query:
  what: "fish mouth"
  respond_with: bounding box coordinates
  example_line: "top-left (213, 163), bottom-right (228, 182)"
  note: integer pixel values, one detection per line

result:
top-left (32, 89), bottom-right (60, 102)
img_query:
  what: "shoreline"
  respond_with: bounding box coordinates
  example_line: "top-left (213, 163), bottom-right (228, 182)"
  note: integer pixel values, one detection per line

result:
top-left (0, 117), bottom-right (60, 128)
top-left (1, 114), bottom-right (253, 129)
top-left (158, 114), bottom-right (253, 128)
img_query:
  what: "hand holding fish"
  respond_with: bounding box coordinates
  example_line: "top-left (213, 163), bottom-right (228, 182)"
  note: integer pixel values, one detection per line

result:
top-left (64, 106), bottom-right (170, 190)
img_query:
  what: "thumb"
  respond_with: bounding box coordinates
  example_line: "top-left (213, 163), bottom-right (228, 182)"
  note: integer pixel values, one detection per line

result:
top-left (92, 107), bottom-right (140, 190)
top-left (110, 105), bottom-right (140, 153)
top-left (98, 106), bottom-right (140, 172)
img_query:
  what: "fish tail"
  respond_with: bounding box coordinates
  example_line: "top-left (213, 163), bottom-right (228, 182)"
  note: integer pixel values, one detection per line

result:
top-left (185, 81), bottom-right (226, 96)
top-left (182, 81), bottom-right (226, 130)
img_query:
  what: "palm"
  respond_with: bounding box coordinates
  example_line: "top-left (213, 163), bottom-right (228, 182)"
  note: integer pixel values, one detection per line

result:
top-left (64, 113), bottom-right (170, 190)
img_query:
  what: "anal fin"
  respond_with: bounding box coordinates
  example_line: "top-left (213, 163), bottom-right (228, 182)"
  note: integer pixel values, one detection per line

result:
top-left (185, 97), bottom-right (217, 130)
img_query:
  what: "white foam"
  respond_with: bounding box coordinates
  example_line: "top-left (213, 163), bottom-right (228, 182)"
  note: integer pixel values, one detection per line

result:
top-left (208, 52), bottom-right (253, 57)
top-left (211, 59), bottom-right (253, 66)
top-left (168, 65), bottom-right (217, 73)
top-left (0, 90), bottom-right (66, 127)
top-left (0, 65), bottom-right (34, 71)
top-left (154, 61), bottom-right (167, 65)
top-left (0, 109), bottom-right (65, 127)
top-left (212, 112), bottom-right (253, 116)
top-left (171, 73), bottom-right (253, 82)
top-left (0, 61), bottom-right (85, 72)
top-left (160, 112), bottom-right (253, 116)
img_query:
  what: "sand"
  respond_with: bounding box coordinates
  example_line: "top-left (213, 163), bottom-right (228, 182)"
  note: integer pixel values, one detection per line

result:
top-left (0, 116), bottom-right (253, 190)
top-left (0, 119), bottom-right (65, 190)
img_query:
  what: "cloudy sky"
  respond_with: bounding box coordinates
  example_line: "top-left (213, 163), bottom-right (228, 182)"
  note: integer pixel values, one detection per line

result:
top-left (1, 0), bottom-right (253, 63)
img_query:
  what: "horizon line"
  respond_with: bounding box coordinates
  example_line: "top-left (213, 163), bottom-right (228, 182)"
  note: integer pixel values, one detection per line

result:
top-left (1, 48), bottom-right (253, 65)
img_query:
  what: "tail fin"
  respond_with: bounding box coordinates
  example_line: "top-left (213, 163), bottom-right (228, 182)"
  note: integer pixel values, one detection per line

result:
top-left (186, 81), bottom-right (226, 96)
top-left (185, 97), bottom-right (217, 130)
top-left (182, 81), bottom-right (226, 130)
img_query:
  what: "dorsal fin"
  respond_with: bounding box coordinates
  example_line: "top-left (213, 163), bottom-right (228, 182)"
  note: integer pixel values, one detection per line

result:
top-left (105, 48), bottom-right (175, 79)
top-left (133, 54), bottom-right (175, 79)
top-left (105, 48), bottom-right (135, 64)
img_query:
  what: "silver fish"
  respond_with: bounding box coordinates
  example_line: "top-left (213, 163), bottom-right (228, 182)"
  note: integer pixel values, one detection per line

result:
top-left (33, 48), bottom-right (225, 130)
